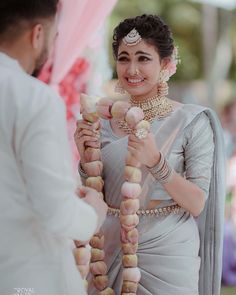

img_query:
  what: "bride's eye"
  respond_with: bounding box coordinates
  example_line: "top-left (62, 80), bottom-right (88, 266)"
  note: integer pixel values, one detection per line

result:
top-left (117, 56), bottom-right (129, 62)
top-left (138, 56), bottom-right (151, 62)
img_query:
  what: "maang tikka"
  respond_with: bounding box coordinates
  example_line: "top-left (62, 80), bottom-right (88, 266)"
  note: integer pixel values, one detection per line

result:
top-left (123, 28), bottom-right (142, 46)
top-left (115, 28), bottom-right (142, 94)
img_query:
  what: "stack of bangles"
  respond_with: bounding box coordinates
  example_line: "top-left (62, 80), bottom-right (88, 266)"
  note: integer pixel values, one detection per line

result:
top-left (80, 152), bottom-right (173, 185)
top-left (148, 152), bottom-right (173, 184)
top-left (78, 162), bottom-right (89, 180)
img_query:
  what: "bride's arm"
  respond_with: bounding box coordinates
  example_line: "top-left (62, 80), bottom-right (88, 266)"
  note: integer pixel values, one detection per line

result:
top-left (159, 171), bottom-right (207, 217)
top-left (128, 113), bottom-right (214, 217)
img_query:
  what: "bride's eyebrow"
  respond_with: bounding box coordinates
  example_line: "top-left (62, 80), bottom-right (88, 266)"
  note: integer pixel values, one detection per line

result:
top-left (118, 51), bottom-right (129, 57)
top-left (118, 51), bottom-right (152, 57)
top-left (135, 51), bottom-right (152, 56)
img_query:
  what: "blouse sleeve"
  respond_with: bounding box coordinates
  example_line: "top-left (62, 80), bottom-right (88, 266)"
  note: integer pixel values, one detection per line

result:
top-left (184, 112), bottom-right (214, 199)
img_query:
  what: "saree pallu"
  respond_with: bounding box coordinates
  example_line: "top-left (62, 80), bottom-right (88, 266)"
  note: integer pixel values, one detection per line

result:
top-left (87, 104), bottom-right (225, 295)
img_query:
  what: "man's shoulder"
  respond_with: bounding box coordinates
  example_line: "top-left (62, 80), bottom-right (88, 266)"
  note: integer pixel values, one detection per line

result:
top-left (0, 69), bottom-right (65, 124)
top-left (20, 71), bottom-right (58, 99)
top-left (9, 69), bottom-right (63, 109)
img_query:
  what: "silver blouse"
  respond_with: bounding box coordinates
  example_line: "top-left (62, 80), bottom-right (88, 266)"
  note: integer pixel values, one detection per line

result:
top-left (99, 108), bottom-right (214, 204)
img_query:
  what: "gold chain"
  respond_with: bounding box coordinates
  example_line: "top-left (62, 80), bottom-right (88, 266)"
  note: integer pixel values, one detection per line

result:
top-left (117, 95), bottom-right (173, 134)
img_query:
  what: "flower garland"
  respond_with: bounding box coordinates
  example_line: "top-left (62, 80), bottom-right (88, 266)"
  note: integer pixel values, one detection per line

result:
top-left (77, 94), bottom-right (150, 294)
top-left (78, 94), bottom-right (113, 294)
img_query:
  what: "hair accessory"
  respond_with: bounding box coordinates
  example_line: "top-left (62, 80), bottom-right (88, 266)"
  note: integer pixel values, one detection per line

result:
top-left (159, 46), bottom-right (181, 83)
top-left (123, 28), bottom-right (142, 46)
top-left (156, 46), bottom-right (181, 99)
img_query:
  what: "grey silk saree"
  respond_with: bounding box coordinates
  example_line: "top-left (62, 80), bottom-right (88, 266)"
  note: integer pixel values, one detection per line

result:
top-left (87, 104), bottom-right (225, 295)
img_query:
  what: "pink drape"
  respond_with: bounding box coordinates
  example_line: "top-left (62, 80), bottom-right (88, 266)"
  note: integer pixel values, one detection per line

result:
top-left (50, 0), bottom-right (118, 86)
top-left (41, 0), bottom-right (118, 172)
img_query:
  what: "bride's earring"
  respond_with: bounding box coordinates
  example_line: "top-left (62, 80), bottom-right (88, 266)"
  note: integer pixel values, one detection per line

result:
top-left (157, 69), bottom-right (169, 97)
top-left (159, 69), bottom-right (170, 83)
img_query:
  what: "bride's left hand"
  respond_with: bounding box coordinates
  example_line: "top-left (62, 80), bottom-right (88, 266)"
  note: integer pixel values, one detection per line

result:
top-left (127, 133), bottom-right (160, 167)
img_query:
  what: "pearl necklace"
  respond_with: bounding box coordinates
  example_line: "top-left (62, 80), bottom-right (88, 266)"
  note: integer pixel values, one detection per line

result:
top-left (118, 95), bottom-right (173, 134)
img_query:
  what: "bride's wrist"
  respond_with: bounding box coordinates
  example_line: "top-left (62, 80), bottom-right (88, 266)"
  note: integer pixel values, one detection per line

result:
top-left (78, 161), bottom-right (88, 177)
top-left (146, 151), bottom-right (161, 168)
top-left (147, 152), bottom-right (174, 184)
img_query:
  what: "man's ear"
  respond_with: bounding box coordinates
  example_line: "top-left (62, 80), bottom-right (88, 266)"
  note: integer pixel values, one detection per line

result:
top-left (31, 24), bottom-right (44, 51)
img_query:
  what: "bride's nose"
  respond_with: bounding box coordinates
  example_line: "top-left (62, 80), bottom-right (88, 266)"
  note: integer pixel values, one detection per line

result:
top-left (127, 62), bottom-right (139, 76)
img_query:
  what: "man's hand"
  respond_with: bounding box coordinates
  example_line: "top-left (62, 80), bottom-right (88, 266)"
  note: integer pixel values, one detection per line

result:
top-left (77, 186), bottom-right (107, 233)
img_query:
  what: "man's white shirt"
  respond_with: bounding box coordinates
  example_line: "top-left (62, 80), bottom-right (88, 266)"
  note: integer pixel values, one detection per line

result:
top-left (0, 52), bottom-right (97, 295)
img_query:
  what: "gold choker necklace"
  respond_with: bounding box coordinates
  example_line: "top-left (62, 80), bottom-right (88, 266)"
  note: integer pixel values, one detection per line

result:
top-left (118, 95), bottom-right (173, 134)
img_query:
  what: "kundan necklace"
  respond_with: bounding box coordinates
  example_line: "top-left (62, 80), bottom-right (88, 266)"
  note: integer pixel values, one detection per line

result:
top-left (117, 94), bottom-right (173, 134)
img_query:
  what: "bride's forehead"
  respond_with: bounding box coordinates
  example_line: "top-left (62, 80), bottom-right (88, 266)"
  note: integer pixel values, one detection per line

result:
top-left (118, 40), bottom-right (157, 55)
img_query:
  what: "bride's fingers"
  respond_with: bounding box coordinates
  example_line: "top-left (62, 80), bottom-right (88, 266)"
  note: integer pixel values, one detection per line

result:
top-left (76, 120), bottom-right (99, 132)
top-left (128, 141), bottom-right (140, 150)
top-left (75, 129), bottom-right (99, 139)
top-left (76, 119), bottom-right (92, 128)
top-left (80, 136), bottom-right (99, 144)
top-left (127, 145), bottom-right (138, 156)
top-left (76, 119), bottom-right (92, 127)
top-left (128, 134), bottom-right (141, 143)
top-left (85, 141), bottom-right (101, 148)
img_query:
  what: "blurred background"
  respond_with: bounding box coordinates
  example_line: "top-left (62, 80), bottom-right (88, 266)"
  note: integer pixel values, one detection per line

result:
top-left (38, 1), bottom-right (236, 294)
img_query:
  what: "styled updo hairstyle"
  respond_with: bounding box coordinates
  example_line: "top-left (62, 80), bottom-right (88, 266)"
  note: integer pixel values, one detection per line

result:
top-left (112, 14), bottom-right (174, 60)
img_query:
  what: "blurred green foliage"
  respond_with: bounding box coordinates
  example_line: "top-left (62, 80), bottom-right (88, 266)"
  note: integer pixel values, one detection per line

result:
top-left (107, 0), bottom-right (236, 81)
top-left (221, 287), bottom-right (236, 295)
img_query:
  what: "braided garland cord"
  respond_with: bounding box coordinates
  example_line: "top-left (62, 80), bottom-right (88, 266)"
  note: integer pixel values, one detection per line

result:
top-left (81, 100), bottom-right (113, 294)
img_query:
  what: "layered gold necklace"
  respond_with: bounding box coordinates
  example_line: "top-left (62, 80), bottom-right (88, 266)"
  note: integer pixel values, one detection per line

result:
top-left (118, 94), bottom-right (173, 134)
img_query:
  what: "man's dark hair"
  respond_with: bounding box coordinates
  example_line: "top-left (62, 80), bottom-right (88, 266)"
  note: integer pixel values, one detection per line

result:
top-left (0, 0), bottom-right (59, 41)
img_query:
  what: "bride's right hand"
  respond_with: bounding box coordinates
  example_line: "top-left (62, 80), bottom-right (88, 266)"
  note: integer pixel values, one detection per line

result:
top-left (74, 119), bottom-right (100, 164)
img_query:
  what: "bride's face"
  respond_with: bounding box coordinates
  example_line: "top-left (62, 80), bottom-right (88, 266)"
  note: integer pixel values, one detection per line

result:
top-left (116, 39), bottom-right (164, 100)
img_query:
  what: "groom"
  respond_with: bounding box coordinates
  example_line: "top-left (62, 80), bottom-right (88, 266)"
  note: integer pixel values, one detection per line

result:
top-left (0, 1), bottom-right (107, 294)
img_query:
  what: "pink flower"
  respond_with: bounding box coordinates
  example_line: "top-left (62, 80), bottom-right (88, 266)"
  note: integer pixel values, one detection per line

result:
top-left (161, 46), bottom-right (180, 81)
top-left (166, 62), bottom-right (177, 77)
